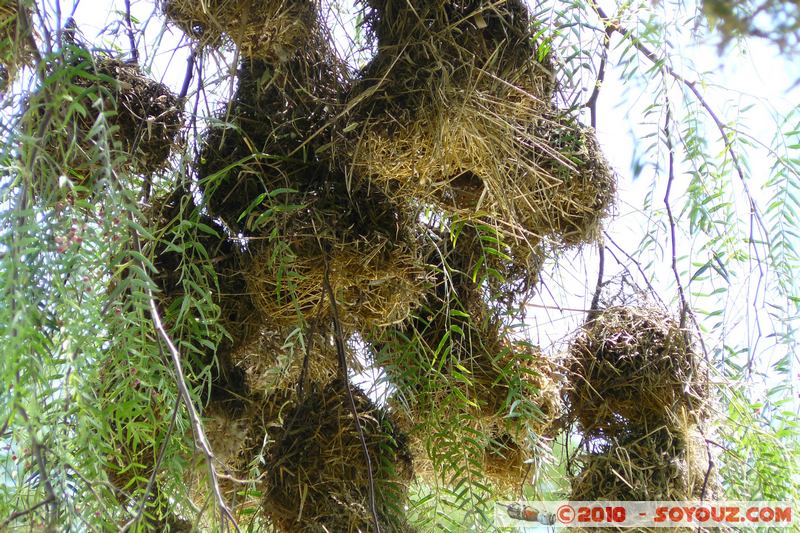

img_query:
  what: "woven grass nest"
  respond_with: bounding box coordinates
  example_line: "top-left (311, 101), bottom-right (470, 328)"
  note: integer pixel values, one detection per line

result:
top-left (263, 377), bottom-right (414, 532)
top-left (199, 55), bottom-right (343, 231)
top-left (570, 417), bottom-right (715, 501)
top-left (566, 306), bottom-right (708, 437)
top-left (244, 179), bottom-right (426, 330)
top-left (342, 0), bottom-right (615, 246)
top-left (23, 56), bottom-right (182, 200)
top-left (392, 397), bottom-right (538, 496)
top-left (162, 0), bottom-right (316, 62)
top-left (200, 330), bottom-right (359, 518)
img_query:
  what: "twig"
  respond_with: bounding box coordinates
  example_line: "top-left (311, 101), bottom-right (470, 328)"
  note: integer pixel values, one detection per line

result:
top-left (662, 104), bottom-right (690, 327)
top-left (587, 239), bottom-right (605, 322)
top-left (321, 262), bottom-right (381, 533)
top-left (123, 0), bottom-right (139, 64)
top-left (112, 171), bottom-right (238, 530)
top-left (0, 495), bottom-right (56, 529)
top-left (584, 10), bottom-right (614, 128)
top-left (140, 277), bottom-right (239, 532)
top-left (178, 47), bottom-right (197, 101)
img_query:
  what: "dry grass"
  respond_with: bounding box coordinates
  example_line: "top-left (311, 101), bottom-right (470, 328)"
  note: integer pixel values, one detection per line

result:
top-left (162, 0), bottom-right (316, 62)
top-left (339, 0), bottom-right (614, 247)
top-left (566, 306), bottom-right (709, 437)
top-left (263, 378), bottom-right (413, 532)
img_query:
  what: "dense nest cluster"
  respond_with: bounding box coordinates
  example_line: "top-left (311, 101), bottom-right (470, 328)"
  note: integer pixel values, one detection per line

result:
top-left (263, 378), bottom-right (414, 532)
top-left (25, 54), bottom-right (182, 194)
top-left (162, 0), bottom-right (317, 62)
top-left (339, 0), bottom-right (615, 247)
top-left (133, 0), bottom-right (620, 526)
top-left (565, 304), bottom-right (717, 502)
top-left (198, 53), bottom-right (341, 230)
top-left (243, 180), bottom-right (427, 330)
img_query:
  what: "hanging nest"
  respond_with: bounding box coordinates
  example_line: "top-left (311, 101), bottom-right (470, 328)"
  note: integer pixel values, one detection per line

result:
top-left (244, 179), bottom-right (426, 330)
top-left (198, 54), bottom-right (343, 231)
top-left (569, 416), bottom-right (717, 501)
top-left (262, 377), bottom-right (414, 532)
top-left (483, 431), bottom-right (532, 495)
top-left (23, 54), bottom-right (182, 198)
top-left (519, 112), bottom-right (616, 245)
top-left (161, 0), bottom-right (317, 62)
top-left (565, 306), bottom-right (709, 437)
top-left (0, 0), bottom-right (36, 94)
top-left (341, 0), bottom-right (581, 229)
top-left (197, 330), bottom-right (359, 519)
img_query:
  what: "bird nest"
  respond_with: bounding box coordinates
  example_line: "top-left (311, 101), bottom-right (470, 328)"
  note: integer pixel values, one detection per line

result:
top-left (23, 55), bottom-right (182, 197)
top-left (341, 0), bottom-right (616, 247)
top-left (162, 0), bottom-right (317, 62)
top-left (198, 330), bottom-right (359, 518)
top-left (198, 55), bottom-right (343, 231)
top-left (565, 306), bottom-right (709, 437)
top-left (263, 378), bottom-right (413, 532)
top-left (570, 418), bottom-right (715, 501)
top-left (522, 113), bottom-right (616, 245)
top-left (244, 180), bottom-right (426, 330)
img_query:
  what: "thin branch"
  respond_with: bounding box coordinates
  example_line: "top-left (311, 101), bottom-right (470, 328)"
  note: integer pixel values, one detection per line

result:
top-left (123, 0), bottom-right (139, 64)
top-left (140, 279), bottom-right (239, 532)
top-left (110, 161), bottom-right (239, 530)
top-left (321, 262), bottom-right (381, 533)
top-left (0, 495), bottom-right (56, 529)
top-left (178, 47), bottom-right (197, 101)
top-left (662, 104), bottom-right (690, 326)
top-left (590, 3), bottom-right (770, 251)
top-left (587, 239), bottom-right (605, 322)
top-left (584, 15), bottom-right (614, 128)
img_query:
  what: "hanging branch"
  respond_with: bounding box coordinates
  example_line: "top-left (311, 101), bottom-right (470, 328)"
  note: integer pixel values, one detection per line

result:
top-left (589, 2), bottom-right (770, 253)
top-left (178, 46), bottom-right (197, 101)
top-left (137, 270), bottom-right (239, 532)
top-left (662, 104), bottom-right (690, 327)
top-left (16, 406), bottom-right (58, 526)
top-left (587, 240), bottom-right (605, 323)
top-left (320, 260), bottom-right (381, 533)
top-left (120, 397), bottom-right (182, 532)
top-left (0, 496), bottom-right (56, 530)
top-left (584, 16), bottom-right (614, 128)
top-left (123, 0), bottom-right (139, 64)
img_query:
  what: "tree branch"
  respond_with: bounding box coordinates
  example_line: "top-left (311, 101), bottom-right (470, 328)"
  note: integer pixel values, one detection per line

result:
top-left (16, 405), bottom-right (58, 526)
top-left (0, 495), bottom-right (56, 530)
top-left (321, 261), bottom-right (381, 533)
top-left (123, 0), bottom-right (139, 64)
